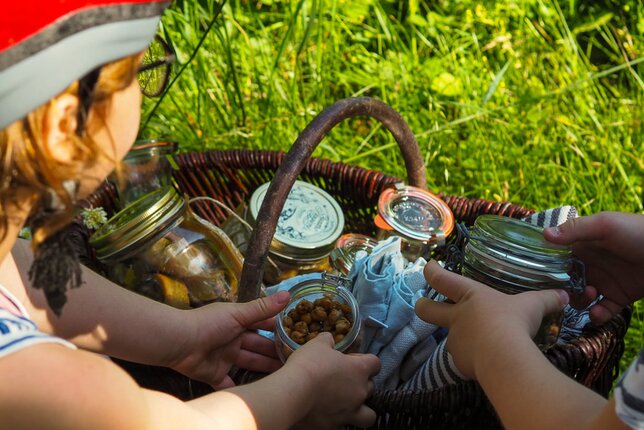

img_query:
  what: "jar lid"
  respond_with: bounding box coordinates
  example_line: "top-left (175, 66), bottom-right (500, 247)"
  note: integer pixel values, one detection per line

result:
top-left (89, 186), bottom-right (184, 263)
top-left (329, 233), bottom-right (378, 276)
top-left (249, 181), bottom-right (345, 261)
top-left (472, 215), bottom-right (570, 261)
top-left (376, 183), bottom-right (454, 243)
top-left (466, 215), bottom-right (585, 293)
top-left (124, 139), bottom-right (177, 160)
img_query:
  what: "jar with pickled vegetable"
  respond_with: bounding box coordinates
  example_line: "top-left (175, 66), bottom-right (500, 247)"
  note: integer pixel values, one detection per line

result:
top-left (89, 186), bottom-right (243, 308)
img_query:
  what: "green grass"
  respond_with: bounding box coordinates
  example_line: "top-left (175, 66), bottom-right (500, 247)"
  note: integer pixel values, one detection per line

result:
top-left (140, 0), bottom-right (643, 374)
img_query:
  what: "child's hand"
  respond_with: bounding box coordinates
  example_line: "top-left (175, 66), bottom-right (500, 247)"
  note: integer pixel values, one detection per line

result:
top-left (415, 260), bottom-right (567, 380)
top-left (287, 333), bottom-right (381, 429)
top-left (166, 291), bottom-right (290, 389)
top-left (545, 212), bottom-right (644, 325)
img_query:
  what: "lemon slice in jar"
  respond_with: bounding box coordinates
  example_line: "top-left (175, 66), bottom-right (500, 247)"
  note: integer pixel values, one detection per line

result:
top-left (146, 273), bottom-right (191, 309)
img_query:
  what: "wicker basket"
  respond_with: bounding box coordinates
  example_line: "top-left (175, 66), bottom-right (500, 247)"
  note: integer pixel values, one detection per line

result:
top-left (83, 98), bottom-right (631, 429)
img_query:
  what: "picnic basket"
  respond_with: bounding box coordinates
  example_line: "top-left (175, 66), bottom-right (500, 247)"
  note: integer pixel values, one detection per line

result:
top-left (81, 97), bottom-right (631, 429)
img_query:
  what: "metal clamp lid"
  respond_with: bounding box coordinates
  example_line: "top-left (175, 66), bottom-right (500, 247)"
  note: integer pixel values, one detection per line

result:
top-left (377, 182), bottom-right (454, 243)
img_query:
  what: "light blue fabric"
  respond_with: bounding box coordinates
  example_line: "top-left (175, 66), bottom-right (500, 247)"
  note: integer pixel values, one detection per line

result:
top-left (366, 261), bottom-right (427, 355)
top-left (348, 236), bottom-right (403, 352)
top-left (375, 310), bottom-right (441, 390)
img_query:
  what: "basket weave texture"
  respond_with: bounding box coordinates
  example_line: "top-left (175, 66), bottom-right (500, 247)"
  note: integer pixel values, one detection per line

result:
top-left (84, 147), bottom-right (631, 430)
top-left (80, 97), bottom-right (629, 429)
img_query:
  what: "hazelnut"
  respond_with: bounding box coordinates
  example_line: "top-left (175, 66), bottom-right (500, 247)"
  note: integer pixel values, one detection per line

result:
top-left (287, 309), bottom-right (300, 322)
top-left (328, 308), bottom-right (342, 323)
top-left (315, 297), bottom-right (332, 311)
top-left (291, 330), bottom-right (307, 345)
top-left (300, 313), bottom-right (312, 325)
top-left (296, 299), bottom-right (313, 313)
top-left (293, 321), bottom-right (309, 334)
top-left (335, 318), bottom-right (351, 335)
top-left (311, 306), bottom-right (327, 321)
top-left (283, 315), bottom-right (294, 329)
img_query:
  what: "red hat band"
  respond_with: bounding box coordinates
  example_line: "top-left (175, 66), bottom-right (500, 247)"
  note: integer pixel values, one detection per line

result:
top-left (0, 0), bottom-right (170, 130)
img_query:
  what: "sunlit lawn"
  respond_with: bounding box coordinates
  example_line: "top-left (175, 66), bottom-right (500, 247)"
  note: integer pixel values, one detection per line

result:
top-left (141, 0), bottom-right (643, 373)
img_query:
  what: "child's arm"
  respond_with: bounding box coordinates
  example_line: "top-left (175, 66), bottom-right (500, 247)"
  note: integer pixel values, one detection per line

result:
top-left (10, 238), bottom-right (284, 388)
top-left (416, 260), bottom-right (627, 430)
top-left (0, 333), bottom-right (380, 429)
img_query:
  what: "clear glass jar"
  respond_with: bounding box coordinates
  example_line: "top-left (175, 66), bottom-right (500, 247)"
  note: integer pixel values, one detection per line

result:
top-left (89, 186), bottom-right (243, 308)
top-left (113, 139), bottom-right (177, 208)
top-left (274, 273), bottom-right (362, 362)
top-left (249, 181), bottom-right (345, 285)
top-left (462, 215), bottom-right (586, 349)
top-left (375, 183), bottom-right (454, 262)
top-left (329, 233), bottom-right (379, 276)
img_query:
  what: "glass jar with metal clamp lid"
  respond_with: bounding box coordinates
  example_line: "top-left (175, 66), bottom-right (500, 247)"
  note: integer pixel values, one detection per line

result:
top-left (273, 272), bottom-right (362, 362)
top-left (248, 180), bottom-right (345, 285)
top-left (329, 233), bottom-right (379, 276)
top-left (460, 214), bottom-right (586, 349)
top-left (89, 186), bottom-right (243, 308)
top-left (375, 183), bottom-right (455, 262)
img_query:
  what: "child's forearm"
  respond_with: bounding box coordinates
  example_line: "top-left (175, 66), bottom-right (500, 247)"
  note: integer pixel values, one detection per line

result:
top-left (474, 330), bottom-right (611, 430)
top-left (13, 238), bottom-right (185, 363)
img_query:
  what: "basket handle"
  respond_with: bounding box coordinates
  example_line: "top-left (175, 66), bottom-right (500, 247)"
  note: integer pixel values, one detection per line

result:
top-left (238, 97), bottom-right (426, 302)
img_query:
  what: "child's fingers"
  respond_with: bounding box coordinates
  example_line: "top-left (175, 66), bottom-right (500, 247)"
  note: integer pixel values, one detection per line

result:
top-left (423, 259), bottom-right (477, 303)
top-left (415, 297), bottom-right (453, 328)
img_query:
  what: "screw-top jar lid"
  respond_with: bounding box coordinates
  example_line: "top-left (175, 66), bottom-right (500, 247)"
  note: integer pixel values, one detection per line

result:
top-left (329, 233), bottom-right (379, 276)
top-left (376, 183), bottom-right (454, 243)
top-left (89, 186), bottom-right (184, 263)
top-left (249, 180), bottom-right (345, 262)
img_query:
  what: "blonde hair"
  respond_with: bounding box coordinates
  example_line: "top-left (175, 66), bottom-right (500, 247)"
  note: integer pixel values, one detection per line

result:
top-left (0, 54), bottom-right (141, 248)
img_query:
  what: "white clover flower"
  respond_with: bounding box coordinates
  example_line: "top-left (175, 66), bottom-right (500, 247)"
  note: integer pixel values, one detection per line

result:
top-left (18, 227), bottom-right (32, 240)
top-left (81, 207), bottom-right (108, 230)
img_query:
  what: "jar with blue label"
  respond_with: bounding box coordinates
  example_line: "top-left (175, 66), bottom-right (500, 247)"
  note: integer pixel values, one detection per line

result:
top-left (461, 215), bottom-right (586, 349)
top-left (249, 180), bottom-right (345, 285)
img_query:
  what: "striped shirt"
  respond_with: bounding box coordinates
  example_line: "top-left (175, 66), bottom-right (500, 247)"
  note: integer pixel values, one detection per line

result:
top-left (615, 348), bottom-right (644, 429)
top-left (0, 284), bottom-right (75, 358)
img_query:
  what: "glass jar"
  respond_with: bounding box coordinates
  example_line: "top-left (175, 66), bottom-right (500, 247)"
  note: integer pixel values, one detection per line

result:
top-left (249, 180), bottom-right (345, 285)
top-left (375, 183), bottom-right (454, 262)
top-left (329, 233), bottom-right (379, 276)
top-left (89, 186), bottom-right (244, 308)
top-left (462, 215), bottom-right (586, 349)
top-left (113, 139), bottom-right (177, 208)
top-left (273, 273), bottom-right (362, 362)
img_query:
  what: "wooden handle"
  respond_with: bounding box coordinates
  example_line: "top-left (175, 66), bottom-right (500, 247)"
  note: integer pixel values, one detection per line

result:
top-left (238, 97), bottom-right (426, 302)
